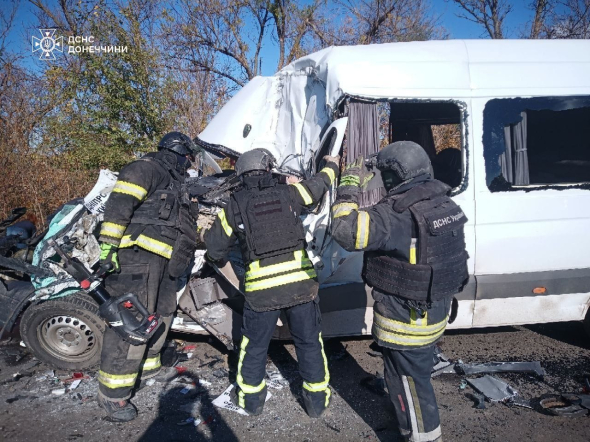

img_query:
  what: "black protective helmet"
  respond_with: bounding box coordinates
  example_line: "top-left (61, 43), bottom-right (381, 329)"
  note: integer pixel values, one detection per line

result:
top-left (235, 148), bottom-right (276, 176)
top-left (376, 141), bottom-right (432, 189)
top-left (158, 132), bottom-right (198, 158)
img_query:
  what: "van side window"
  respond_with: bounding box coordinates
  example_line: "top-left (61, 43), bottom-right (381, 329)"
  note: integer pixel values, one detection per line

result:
top-left (388, 101), bottom-right (465, 191)
top-left (483, 96), bottom-right (590, 191)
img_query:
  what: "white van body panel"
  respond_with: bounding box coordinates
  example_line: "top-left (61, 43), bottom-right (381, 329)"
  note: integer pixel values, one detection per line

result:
top-left (197, 40), bottom-right (590, 332)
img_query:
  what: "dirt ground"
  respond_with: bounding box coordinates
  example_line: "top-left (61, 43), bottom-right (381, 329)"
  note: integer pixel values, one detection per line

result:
top-left (1, 321), bottom-right (589, 442)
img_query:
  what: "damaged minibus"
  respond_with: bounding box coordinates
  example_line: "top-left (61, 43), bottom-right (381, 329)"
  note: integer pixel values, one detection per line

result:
top-left (3, 39), bottom-right (590, 369)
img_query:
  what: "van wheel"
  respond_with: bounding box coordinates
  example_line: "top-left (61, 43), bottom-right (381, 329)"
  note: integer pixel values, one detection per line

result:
top-left (20, 293), bottom-right (104, 370)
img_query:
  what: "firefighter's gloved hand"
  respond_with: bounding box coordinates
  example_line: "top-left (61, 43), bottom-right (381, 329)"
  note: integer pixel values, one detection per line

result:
top-left (340, 157), bottom-right (374, 190)
top-left (99, 243), bottom-right (120, 273)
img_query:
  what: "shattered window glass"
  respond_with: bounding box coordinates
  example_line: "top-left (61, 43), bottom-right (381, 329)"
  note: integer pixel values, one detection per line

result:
top-left (483, 96), bottom-right (590, 192)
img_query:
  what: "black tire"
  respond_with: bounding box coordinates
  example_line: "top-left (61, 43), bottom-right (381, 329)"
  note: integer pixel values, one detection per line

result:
top-left (20, 293), bottom-right (105, 370)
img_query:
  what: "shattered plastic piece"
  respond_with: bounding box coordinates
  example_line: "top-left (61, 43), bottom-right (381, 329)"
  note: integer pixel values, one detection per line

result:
top-left (52, 388), bottom-right (66, 396)
top-left (193, 418), bottom-right (203, 426)
top-left (69, 379), bottom-right (81, 390)
top-left (509, 396), bottom-right (533, 409)
top-left (467, 392), bottom-right (486, 409)
top-left (460, 361), bottom-right (545, 378)
top-left (198, 379), bottom-right (212, 387)
top-left (19, 341), bottom-right (26, 348)
top-left (459, 380), bottom-right (467, 390)
top-left (467, 375), bottom-right (518, 402)
top-left (175, 366), bottom-right (188, 375)
top-left (177, 417), bottom-right (195, 426)
top-left (212, 384), bottom-right (271, 416)
top-left (180, 385), bottom-right (196, 395)
top-left (146, 379), bottom-right (156, 387)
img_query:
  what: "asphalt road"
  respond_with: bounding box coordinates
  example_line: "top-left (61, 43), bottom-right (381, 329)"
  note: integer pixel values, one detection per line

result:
top-left (1, 321), bottom-right (589, 442)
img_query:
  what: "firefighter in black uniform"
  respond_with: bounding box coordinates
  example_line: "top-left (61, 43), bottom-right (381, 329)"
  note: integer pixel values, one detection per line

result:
top-left (204, 148), bottom-right (339, 417)
top-left (331, 141), bottom-right (469, 442)
top-left (96, 132), bottom-right (199, 421)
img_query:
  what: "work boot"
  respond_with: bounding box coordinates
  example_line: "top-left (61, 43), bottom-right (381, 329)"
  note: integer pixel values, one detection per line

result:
top-left (97, 395), bottom-right (137, 422)
top-left (302, 388), bottom-right (330, 418)
top-left (229, 386), bottom-right (265, 416)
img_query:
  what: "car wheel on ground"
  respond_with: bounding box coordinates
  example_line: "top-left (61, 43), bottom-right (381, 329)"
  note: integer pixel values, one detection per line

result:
top-left (20, 293), bottom-right (104, 370)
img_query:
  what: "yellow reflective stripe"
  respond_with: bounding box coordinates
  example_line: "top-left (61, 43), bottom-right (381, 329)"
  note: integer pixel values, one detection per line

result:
top-left (303, 332), bottom-right (330, 393)
top-left (409, 238), bottom-right (417, 265)
top-left (245, 250), bottom-right (312, 281)
top-left (374, 312), bottom-right (447, 335)
top-left (410, 309), bottom-right (427, 327)
top-left (98, 370), bottom-right (137, 389)
top-left (355, 211), bottom-right (370, 249)
top-left (290, 182), bottom-right (313, 205)
top-left (142, 355), bottom-right (161, 371)
top-left (407, 376), bottom-right (425, 433)
top-left (332, 202), bottom-right (359, 219)
top-left (218, 208), bottom-right (233, 237)
top-left (237, 336), bottom-right (266, 394)
top-left (112, 180), bottom-right (148, 201)
top-left (245, 268), bottom-right (317, 292)
top-left (373, 324), bottom-right (446, 347)
top-left (325, 387), bottom-right (331, 407)
top-left (238, 389), bottom-right (245, 408)
top-left (100, 222), bottom-right (126, 239)
top-left (320, 167), bottom-right (336, 185)
top-left (119, 234), bottom-right (173, 259)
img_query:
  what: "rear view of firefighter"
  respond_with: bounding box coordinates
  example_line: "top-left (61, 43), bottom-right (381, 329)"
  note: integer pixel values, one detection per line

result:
top-left (96, 132), bottom-right (198, 421)
top-left (204, 148), bottom-right (339, 417)
top-left (331, 141), bottom-right (469, 442)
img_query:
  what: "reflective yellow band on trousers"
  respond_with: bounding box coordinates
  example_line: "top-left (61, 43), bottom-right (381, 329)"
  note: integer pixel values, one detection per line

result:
top-left (112, 180), bottom-right (148, 201)
top-left (119, 234), bottom-right (173, 259)
top-left (245, 250), bottom-right (312, 281)
top-left (373, 312), bottom-right (447, 347)
top-left (374, 312), bottom-right (447, 335)
top-left (245, 268), bottom-right (317, 292)
top-left (218, 208), bottom-right (233, 237)
top-left (303, 333), bottom-right (331, 398)
top-left (100, 222), bottom-right (126, 239)
top-left (141, 355), bottom-right (161, 371)
top-left (332, 202), bottom-right (359, 219)
top-left (98, 370), bottom-right (138, 389)
top-left (290, 183), bottom-right (313, 205)
top-left (320, 167), bottom-right (336, 185)
top-left (355, 211), bottom-right (370, 249)
top-left (236, 336), bottom-right (266, 395)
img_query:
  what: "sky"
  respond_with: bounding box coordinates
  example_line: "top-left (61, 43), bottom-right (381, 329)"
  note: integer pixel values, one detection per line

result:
top-left (5, 0), bottom-right (537, 76)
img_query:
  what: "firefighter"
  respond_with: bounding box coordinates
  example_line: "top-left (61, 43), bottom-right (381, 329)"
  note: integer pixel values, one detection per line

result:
top-left (330, 141), bottom-right (469, 442)
top-left (96, 132), bottom-right (199, 422)
top-left (204, 148), bottom-right (339, 418)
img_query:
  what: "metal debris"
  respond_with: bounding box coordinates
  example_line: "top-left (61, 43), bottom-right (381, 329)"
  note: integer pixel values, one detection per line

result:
top-left (460, 361), bottom-right (545, 378)
top-left (467, 375), bottom-right (518, 402)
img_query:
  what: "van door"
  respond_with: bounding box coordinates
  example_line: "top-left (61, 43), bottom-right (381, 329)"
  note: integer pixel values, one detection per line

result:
top-left (472, 95), bottom-right (590, 327)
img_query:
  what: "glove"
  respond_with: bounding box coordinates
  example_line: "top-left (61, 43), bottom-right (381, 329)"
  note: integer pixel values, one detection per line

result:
top-left (99, 243), bottom-right (120, 273)
top-left (340, 156), bottom-right (374, 190)
top-left (323, 155), bottom-right (341, 166)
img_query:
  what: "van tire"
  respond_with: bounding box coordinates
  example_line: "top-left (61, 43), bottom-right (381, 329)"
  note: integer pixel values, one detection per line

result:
top-left (20, 293), bottom-right (104, 370)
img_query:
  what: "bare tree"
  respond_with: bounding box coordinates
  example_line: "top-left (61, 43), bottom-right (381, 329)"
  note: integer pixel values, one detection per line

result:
top-left (324, 0), bottom-right (446, 45)
top-left (547, 0), bottom-right (590, 38)
top-left (529, 0), bottom-right (552, 38)
top-left (450, 0), bottom-right (512, 38)
top-left (165, 0), bottom-right (325, 90)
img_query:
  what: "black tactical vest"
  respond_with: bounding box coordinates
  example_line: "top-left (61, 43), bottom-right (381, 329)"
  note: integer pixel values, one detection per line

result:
top-left (232, 178), bottom-right (306, 263)
top-left (363, 180), bottom-right (469, 302)
top-left (128, 155), bottom-right (198, 277)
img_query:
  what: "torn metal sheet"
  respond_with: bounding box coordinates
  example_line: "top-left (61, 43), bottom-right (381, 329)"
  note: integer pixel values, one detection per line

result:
top-left (467, 375), bottom-right (518, 402)
top-left (460, 361), bottom-right (545, 378)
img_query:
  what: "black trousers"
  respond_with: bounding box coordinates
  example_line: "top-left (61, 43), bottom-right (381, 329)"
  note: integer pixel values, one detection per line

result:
top-left (235, 298), bottom-right (330, 416)
top-left (373, 292), bottom-right (451, 442)
top-left (98, 247), bottom-right (177, 400)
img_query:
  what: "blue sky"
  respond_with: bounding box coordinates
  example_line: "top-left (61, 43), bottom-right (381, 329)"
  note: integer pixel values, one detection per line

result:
top-left (6, 0), bottom-right (537, 76)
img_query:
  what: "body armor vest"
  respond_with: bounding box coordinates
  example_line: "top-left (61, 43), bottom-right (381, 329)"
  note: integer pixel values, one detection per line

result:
top-left (128, 156), bottom-right (198, 277)
top-left (232, 179), bottom-right (306, 263)
top-left (363, 180), bottom-right (469, 302)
